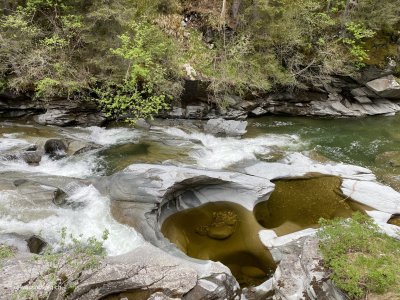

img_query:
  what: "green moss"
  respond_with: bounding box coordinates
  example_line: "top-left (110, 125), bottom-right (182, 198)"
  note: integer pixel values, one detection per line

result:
top-left (318, 212), bottom-right (400, 299)
top-left (0, 244), bottom-right (13, 261)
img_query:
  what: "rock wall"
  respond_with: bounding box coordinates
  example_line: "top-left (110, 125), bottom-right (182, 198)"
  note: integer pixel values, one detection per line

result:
top-left (1, 67), bottom-right (400, 125)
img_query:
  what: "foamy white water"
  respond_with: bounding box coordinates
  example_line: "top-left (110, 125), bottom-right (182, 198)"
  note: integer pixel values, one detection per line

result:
top-left (160, 127), bottom-right (302, 169)
top-left (0, 153), bottom-right (103, 178)
top-left (65, 126), bottom-right (140, 146)
top-left (0, 135), bottom-right (31, 152)
top-left (0, 185), bottom-right (143, 256)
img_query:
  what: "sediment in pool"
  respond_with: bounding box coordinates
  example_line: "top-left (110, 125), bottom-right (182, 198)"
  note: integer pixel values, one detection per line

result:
top-left (161, 201), bottom-right (276, 287)
top-left (254, 174), bottom-right (369, 236)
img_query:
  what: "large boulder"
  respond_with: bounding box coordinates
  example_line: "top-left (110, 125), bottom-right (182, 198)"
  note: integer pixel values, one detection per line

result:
top-left (204, 118), bottom-right (248, 136)
top-left (365, 75), bottom-right (400, 99)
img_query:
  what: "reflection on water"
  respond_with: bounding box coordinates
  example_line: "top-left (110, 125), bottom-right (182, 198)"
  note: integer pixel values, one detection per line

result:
top-left (161, 201), bottom-right (276, 287)
top-left (254, 175), bottom-right (369, 236)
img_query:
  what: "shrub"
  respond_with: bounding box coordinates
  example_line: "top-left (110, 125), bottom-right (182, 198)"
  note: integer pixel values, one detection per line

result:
top-left (13, 228), bottom-right (109, 300)
top-left (318, 212), bottom-right (400, 299)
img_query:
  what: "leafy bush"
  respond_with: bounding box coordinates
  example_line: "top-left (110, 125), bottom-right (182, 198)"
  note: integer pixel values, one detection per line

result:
top-left (14, 228), bottom-right (109, 300)
top-left (318, 212), bottom-right (400, 299)
top-left (97, 20), bottom-right (182, 123)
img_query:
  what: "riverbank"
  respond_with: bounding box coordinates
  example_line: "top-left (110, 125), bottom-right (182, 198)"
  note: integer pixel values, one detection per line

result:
top-left (2, 67), bottom-right (400, 127)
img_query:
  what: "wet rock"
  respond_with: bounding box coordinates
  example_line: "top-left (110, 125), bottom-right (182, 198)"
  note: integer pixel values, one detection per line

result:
top-left (52, 188), bottom-right (68, 206)
top-left (365, 75), bottom-right (400, 99)
top-left (34, 109), bottom-right (106, 127)
top-left (204, 118), bottom-right (248, 136)
top-left (24, 144), bottom-right (38, 152)
top-left (185, 105), bottom-right (208, 119)
top-left (251, 107), bottom-right (267, 116)
top-left (20, 151), bottom-right (42, 165)
top-left (183, 274), bottom-right (241, 300)
top-left (134, 118), bottom-right (151, 130)
top-left (44, 139), bottom-right (67, 159)
top-left (94, 164), bottom-right (274, 210)
top-left (26, 235), bottom-right (47, 254)
top-left (66, 140), bottom-right (101, 156)
top-left (206, 225), bottom-right (235, 239)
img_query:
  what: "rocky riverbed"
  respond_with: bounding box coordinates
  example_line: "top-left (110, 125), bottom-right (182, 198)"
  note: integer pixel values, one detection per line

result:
top-left (0, 116), bottom-right (399, 299)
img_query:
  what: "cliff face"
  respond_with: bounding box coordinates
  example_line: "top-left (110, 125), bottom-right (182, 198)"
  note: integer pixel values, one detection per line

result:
top-left (2, 66), bottom-right (400, 126)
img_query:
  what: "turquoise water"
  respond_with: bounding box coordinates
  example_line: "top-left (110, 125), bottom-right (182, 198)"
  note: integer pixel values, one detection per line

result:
top-left (246, 115), bottom-right (400, 190)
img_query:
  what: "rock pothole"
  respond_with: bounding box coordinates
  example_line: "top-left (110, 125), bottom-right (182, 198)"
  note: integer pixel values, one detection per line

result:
top-left (254, 175), bottom-right (369, 236)
top-left (161, 201), bottom-right (276, 287)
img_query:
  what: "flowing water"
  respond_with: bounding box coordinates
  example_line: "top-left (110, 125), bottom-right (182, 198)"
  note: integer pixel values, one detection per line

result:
top-left (1, 114), bottom-right (399, 281)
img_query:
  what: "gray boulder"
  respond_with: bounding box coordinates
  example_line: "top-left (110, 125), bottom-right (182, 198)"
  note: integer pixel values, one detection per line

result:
top-left (204, 118), bottom-right (248, 136)
top-left (365, 75), bottom-right (400, 99)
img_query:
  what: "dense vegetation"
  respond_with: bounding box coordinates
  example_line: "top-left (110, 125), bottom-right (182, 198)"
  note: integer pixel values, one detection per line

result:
top-left (1, 0), bottom-right (399, 121)
top-left (318, 213), bottom-right (400, 299)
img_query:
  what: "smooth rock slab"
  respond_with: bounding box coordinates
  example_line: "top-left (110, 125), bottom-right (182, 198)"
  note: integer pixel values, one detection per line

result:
top-left (366, 75), bottom-right (400, 99)
top-left (0, 243), bottom-right (240, 300)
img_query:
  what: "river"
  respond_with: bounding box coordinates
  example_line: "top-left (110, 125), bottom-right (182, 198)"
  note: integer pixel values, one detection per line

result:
top-left (0, 114), bottom-right (399, 257)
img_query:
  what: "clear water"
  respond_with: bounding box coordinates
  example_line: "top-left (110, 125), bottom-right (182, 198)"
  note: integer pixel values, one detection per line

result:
top-left (246, 115), bottom-right (400, 191)
top-left (1, 114), bottom-right (399, 258)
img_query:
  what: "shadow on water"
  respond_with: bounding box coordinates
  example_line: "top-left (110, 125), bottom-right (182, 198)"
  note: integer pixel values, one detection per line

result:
top-left (161, 201), bottom-right (277, 287)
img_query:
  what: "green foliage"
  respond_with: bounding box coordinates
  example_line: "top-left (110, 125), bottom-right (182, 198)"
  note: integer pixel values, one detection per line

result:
top-left (0, 244), bottom-right (13, 262)
top-left (342, 22), bottom-right (375, 68)
top-left (14, 228), bottom-right (109, 300)
top-left (318, 212), bottom-right (400, 299)
top-left (0, 0), bottom-right (399, 119)
top-left (97, 20), bottom-right (181, 122)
